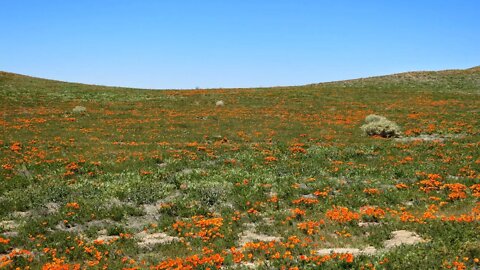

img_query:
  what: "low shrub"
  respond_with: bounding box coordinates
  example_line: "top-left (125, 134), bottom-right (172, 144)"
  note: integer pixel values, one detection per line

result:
top-left (72, 106), bottom-right (87, 114)
top-left (361, 114), bottom-right (401, 138)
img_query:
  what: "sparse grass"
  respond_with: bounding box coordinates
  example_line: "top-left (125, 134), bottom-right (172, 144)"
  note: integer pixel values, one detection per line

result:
top-left (0, 68), bottom-right (479, 269)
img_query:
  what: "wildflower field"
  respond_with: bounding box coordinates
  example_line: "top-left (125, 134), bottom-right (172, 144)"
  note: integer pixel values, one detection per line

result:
top-left (1, 67), bottom-right (479, 269)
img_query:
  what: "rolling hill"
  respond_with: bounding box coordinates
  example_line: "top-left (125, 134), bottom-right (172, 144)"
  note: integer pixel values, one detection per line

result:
top-left (1, 67), bottom-right (479, 269)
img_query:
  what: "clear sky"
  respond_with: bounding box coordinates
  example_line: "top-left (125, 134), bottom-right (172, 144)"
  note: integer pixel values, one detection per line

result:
top-left (1, 1), bottom-right (479, 89)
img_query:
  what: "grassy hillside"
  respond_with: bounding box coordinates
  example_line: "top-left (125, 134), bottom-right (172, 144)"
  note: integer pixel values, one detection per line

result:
top-left (1, 68), bottom-right (479, 269)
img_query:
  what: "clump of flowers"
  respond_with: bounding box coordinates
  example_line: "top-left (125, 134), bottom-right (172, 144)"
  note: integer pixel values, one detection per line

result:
top-left (326, 206), bottom-right (360, 223)
top-left (360, 206), bottom-right (386, 221)
top-left (66, 202), bottom-right (80, 209)
top-left (297, 220), bottom-right (325, 235)
top-left (418, 173), bottom-right (443, 193)
top-left (64, 162), bottom-right (81, 177)
top-left (395, 183), bottom-right (409, 189)
top-left (289, 143), bottom-right (307, 154)
top-left (285, 208), bottom-right (307, 222)
top-left (172, 215), bottom-right (224, 242)
top-left (361, 114), bottom-right (401, 138)
top-left (292, 197), bottom-right (319, 205)
top-left (442, 183), bottom-right (467, 201)
top-left (0, 237), bottom-right (10, 245)
top-left (264, 156), bottom-right (278, 163)
top-left (10, 142), bottom-right (22, 153)
top-left (363, 188), bottom-right (380, 195)
top-left (470, 184), bottom-right (480, 197)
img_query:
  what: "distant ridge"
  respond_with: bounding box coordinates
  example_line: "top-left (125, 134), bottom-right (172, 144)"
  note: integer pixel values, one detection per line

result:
top-left (1, 66), bottom-right (479, 90)
top-left (312, 66), bottom-right (480, 87)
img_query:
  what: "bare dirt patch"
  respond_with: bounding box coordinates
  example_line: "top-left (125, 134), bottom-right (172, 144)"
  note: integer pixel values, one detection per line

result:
top-left (383, 230), bottom-right (427, 248)
top-left (0, 220), bottom-right (18, 231)
top-left (135, 231), bottom-right (180, 249)
top-left (317, 246), bottom-right (377, 256)
top-left (238, 223), bottom-right (282, 246)
top-left (316, 230), bottom-right (426, 256)
top-left (395, 133), bottom-right (466, 143)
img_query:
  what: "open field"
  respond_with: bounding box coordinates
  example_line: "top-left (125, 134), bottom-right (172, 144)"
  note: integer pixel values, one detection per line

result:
top-left (1, 67), bottom-right (479, 269)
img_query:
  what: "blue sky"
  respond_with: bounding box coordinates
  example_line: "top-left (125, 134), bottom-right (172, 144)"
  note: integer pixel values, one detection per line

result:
top-left (1, 1), bottom-right (479, 89)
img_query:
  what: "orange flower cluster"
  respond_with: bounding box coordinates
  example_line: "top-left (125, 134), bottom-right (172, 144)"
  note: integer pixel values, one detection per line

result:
top-left (0, 237), bottom-right (10, 244)
top-left (153, 252), bottom-right (225, 269)
top-left (469, 184), bottom-right (480, 197)
top-left (299, 252), bottom-right (354, 265)
top-left (442, 183), bottom-right (467, 200)
top-left (240, 236), bottom-right (305, 262)
top-left (264, 156), bottom-right (278, 163)
top-left (313, 188), bottom-right (331, 198)
top-left (243, 240), bottom-right (277, 251)
top-left (0, 249), bottom-right (33, 268)
top-left (140, 170), bottom-right (152, 175)
top-left (10, 142), bottom-right (22, 152)
top-left (41, 257), bottom-right (81, 270)
top-left (326, 207), bottom-right (360, 223)
top-left (292, 197), bottom-right (319, 205)
top-left (267, 195), bottom-right (279, 204)
top-left (65, 202), bottom-right (80, 209)
top-left (363, 188), bottom-right (380, 195)
top-left (1, 164), bottom-right (14, 170)
top-left (289, 208), bottom-right (306, 220)
top-left (422, 204), bottom-right (439, 220)
top-left (64, 162), bottom-right (80, 177)
top-left (172, 216), bottom-right (224, 242)
top-left (235, 178), bottom-right (250, 187)
top-left (247, 208), bottom-right (260, 215)
top-left (297, 220), bottom-right (325, 235)
top-left (43, 237), bottom-right (112, 268)
top-left (360, 206), bottom-right (386, 219)
top-left (440, 214), bottom-right (478, 223)
top-left (442, 257), bottom-right (480, 270)
top-left (399, 211), bottom-right (423, 223)
top-left (289, 143), bottom-right (307, 154)
top-left (398, 156), bottom-right (414, 164)
top-left (391, 202), bottom-right (480, 224)
top-left (395, 183), bottom-right (409, 189)
top-left (335, 230), bottom-right (352, 238)
top-left (418, 174), bottom-right (443, 193)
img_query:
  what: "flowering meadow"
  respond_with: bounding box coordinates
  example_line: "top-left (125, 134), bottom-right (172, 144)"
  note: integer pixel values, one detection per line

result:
top-left (1, 68), bottom-right (479, 269)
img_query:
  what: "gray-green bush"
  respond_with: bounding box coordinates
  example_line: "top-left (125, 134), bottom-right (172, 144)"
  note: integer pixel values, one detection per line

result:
top-left (361, 114), bottom-right (401, 138)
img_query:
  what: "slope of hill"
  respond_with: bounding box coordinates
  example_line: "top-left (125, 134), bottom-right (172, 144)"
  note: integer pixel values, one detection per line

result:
top-left (1, 67), bottom-right (479, 269)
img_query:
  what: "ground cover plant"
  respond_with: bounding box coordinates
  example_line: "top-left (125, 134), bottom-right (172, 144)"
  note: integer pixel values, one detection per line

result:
top-left (1, 67), bottom-right (479, 269)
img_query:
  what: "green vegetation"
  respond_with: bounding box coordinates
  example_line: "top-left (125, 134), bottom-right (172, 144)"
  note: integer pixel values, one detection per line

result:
top-left (1, 67), bottom-right (479, 269)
